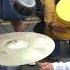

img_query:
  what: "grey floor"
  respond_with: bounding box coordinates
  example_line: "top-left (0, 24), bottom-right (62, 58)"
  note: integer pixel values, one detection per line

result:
top-left (60, 41), bottom-right (70, 62)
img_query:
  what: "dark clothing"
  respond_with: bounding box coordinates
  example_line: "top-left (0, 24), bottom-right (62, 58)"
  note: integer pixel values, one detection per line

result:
top-left (0, 0), bottom-right (43, 20)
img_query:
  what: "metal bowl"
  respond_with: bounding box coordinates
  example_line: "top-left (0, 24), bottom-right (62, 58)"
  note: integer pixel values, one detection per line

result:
top-left (16, 0), bottom-right (36, 8)
top-left (14, 0), bottom-right (36, 15)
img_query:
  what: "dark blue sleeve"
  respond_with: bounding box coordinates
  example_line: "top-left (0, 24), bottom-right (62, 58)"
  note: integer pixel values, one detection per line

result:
top-left (0, 0), bottom-right (2, 18)
top-left (1, 0), bottom-right (24, 20)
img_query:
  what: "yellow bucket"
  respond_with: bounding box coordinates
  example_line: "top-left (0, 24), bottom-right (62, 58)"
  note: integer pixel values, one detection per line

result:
top-left (53, 0), bottom-right (70, 40)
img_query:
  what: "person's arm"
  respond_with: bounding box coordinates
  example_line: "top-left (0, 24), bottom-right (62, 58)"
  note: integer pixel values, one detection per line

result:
top-left (44, 0), bottom-right (55, 25)
top-left (11, 20), bottom-right (30, 32)
top-left (40, 62), bottom-right (70, 70)
top-left (52, 62), bottom-right (70, 70)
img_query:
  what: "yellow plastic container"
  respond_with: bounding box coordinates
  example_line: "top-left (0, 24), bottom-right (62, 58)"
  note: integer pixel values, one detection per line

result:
top-left (53, 0), bottom-right (70, 40)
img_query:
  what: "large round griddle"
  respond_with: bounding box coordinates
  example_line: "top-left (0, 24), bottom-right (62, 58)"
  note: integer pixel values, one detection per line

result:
top-left (0, 32), bottom-right (55, 66)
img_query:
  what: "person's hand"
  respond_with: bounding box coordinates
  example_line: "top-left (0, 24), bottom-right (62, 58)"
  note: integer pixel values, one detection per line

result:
top-left (11, 20), bottom-right (30, 32)
top-left (0, 19), bottom-right (4, 23)
top-left (39, 62), bottom-right (54, 70)
top-left (49, 22), bottom-right (66, 32)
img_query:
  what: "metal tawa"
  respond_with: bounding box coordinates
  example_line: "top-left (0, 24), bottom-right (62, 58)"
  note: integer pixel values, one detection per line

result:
top-left (0, 32), bottom-right (55, 66)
